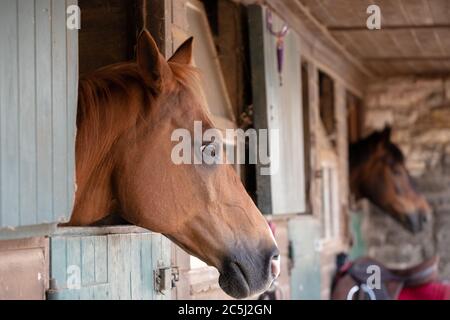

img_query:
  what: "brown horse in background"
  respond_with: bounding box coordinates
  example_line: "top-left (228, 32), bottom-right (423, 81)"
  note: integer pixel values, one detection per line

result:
top-left (349, 126), bottom-right (432, 233)
top-left (68, 30), bottom-right (280, 299)
top-left (331, 127), bottom-right (438, 300)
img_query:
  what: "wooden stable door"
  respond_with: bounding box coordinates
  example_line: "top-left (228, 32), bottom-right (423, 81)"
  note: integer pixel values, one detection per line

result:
top-left (248, 5), bottom-right (306, 216)
top-left (47, 227), bottom-right (172, 300)
top-left (0, 0), bottom-right (78, 299)
top-left (288, 217), bottom-right (322, 299)
top-left (0, 0), bottom-right (78, 230)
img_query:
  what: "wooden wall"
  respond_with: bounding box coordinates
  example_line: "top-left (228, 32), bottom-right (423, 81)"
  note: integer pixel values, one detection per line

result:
top-left (0, 0), bottom-right (78, 229)
top-left (0, 237), bottom-right (49, 299)
top-left (48, 227), bottom-right (171, 300)
top-left (78, 0), bottom-right (137, 75)
top-left (248, 5), bottom-right (306, 215)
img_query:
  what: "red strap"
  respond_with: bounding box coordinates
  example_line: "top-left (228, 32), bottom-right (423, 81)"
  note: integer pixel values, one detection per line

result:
top-left (398, 282), bottom-right (450, 300)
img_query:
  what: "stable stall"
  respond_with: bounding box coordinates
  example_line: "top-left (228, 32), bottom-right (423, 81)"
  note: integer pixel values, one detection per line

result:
top-left (0, 0), bottom-right (173, 300)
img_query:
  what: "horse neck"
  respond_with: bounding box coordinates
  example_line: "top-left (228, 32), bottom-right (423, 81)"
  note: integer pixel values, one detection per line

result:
top-left (70, 78), bottom-right (144, 225)
top-left (348, 147), bottom-right (367, 200)
top-left (70, 158), bottom-right (116, 225)
top-left (349, 164), bottom-right (363, 199)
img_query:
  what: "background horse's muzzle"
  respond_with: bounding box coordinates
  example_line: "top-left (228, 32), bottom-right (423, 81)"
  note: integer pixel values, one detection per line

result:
top-left (218, 246), bottom-right (280, 299)
top-left (405, 210), bottom-right (431, 234)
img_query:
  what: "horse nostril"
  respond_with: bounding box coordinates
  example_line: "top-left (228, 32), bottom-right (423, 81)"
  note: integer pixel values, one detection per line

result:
top-left (405, 213), bottom-right (426, 234)
top-left (271, 254), bottom-right (281, 279)
top-left (421, 214), bottom-right (429, 224)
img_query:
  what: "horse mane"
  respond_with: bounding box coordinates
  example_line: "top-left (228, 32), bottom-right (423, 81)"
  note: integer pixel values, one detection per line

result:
top-left (349, 129), bottom-right (405, 169)
top-left (74, 60), bottom-right (203, 220)
top-left (76, 63), bottom-right (151, 187)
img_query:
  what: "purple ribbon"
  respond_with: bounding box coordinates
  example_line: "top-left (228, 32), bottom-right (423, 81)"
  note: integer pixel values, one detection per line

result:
top-left (266, 9), bottom-right (289, 86)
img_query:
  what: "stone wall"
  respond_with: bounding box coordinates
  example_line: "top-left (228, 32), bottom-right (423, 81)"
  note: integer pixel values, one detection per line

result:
top-left (363, 76), bottom-right (450, 279)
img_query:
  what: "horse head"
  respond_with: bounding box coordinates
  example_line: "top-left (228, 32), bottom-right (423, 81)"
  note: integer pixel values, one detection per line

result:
top-left (71, 30), bottom-right (279, 299)
top-left (350, 126), bottom-right (432, 233)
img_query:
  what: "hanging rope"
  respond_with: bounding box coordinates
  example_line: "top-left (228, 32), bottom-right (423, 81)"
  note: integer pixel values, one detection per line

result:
top-left (266, 9), bottom-right (289, 86)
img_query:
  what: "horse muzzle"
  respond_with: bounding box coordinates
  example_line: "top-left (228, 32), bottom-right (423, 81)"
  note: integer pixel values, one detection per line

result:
top-left (218, 247), bottom-right (280, 299)
top-left (404, 211), bottom-right (431, 234)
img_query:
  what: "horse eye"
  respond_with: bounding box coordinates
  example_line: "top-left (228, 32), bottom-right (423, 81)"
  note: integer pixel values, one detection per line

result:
top-left (201, 143), bottom-right (216, 157)
top-left (392, 167), bottom-right (402, 175)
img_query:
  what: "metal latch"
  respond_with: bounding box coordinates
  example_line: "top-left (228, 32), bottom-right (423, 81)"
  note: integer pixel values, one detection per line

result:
top-left (154, 264), bottom-right (179, 294)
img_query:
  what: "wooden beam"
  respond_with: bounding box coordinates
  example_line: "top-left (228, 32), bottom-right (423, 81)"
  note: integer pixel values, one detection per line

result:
top-left (267, 0), bottom-right (375, 80)
top-left (264, 1), bottom-right (370, 96)
top-left (147, 0), bottom-right (172, 57)
top-left (363, 57), bottom-right (450, 61)
top-left (329, 25), bottom-right (450, 31)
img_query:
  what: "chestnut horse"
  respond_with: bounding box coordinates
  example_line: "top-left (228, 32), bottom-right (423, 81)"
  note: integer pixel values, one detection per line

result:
top-left (68, 30), bottom-right (280, 299)
top-left (349, 127), bottom-right (432, 233)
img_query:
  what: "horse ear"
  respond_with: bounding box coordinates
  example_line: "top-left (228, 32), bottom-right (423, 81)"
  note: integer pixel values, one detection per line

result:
top-left (169, 37), bottom-right (194, 65)
top-left (136, 30), bottom-right (165, 89)
top-left (381, 126), bottom-right (392, 143)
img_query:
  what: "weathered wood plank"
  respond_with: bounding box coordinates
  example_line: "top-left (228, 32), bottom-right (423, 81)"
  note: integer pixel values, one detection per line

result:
top-left (428, 0), bottom-right (450, 25)
top-left (107, 234), bottom-right (131, 300)
top-left (140, 233), bottom-right (154, 300)
top-left (400, 0), bottom-right (434, 26)
top-left (300, 0), bottom-right (338, 27)
top-left (55, 225), bottom-right (151, 237)
top-left (130, 234), bottom-right (143, 300)
top-left (389, 29), bottom-right (422, 73)
top-left (65, 237), bottom-right (81, 299)
top-left (93, 283), bottom-right (110, 300)
top-left (148, 0), bottom-right (173, 57)
top-left (50, 237), bottom-right (67, 290)
top-left (94, 235), bottom-right (108, 284)
top-left (79, 285), bottom-right (95, 300)
top-left (52, 0), bottom-right (69, 223)
top-left (435, 29), bottom-right (450, 56)
top-left (374, 0), bottom-right (409, 26)
top-left (66, 0), bottom-right (78, 219)
top-left (269, 30), bottom-right (306, 214)
top-left (330, 32), bottom-right (366, 59)
top-left (118, 233), bottom-right (131, 300)
top-left (0, 0), bottom-right (20, 227)
top-left (107, 234), bottom-right (120, 300)
top-left (413, 29), bottom-right (446, 56)
top-left (81, 237), bottom-right (95, 286)
top-left (18, 0), bottom-right (38, 226)
top-left (35, 0), bottom-right (53, 223)
top-left (247, 5), bottom-right (272, 214)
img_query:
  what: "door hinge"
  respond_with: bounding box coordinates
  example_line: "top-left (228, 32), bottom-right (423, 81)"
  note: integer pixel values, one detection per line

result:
top-left (154, 265), bottom-right (179, 294)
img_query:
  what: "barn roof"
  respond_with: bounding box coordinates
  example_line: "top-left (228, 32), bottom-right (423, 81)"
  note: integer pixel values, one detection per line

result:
top-left (237, 0), bottom-right (450, 79)
top-left (298, 0), bottom-right (450, 77)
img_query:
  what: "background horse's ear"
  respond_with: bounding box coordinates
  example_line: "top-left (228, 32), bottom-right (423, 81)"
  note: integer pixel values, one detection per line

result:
top-left (136, 30), bottom-right (165, 89)
top-left (380, 125), bottom-right (392, 144)
top-left (169, 37), bottom-right (194, 65)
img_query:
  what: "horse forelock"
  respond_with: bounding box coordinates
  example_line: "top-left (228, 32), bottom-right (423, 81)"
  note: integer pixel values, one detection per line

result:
top-left (386, 142), bottom-right (405, 163)
top-left (169, 62), bottom-right (211, 119)
top-left (349, 130), bottom-right (405, 169)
